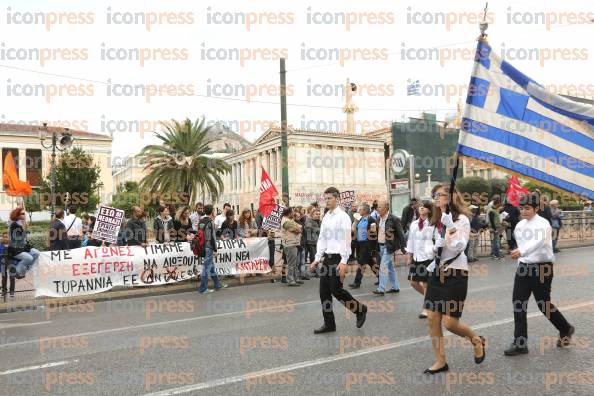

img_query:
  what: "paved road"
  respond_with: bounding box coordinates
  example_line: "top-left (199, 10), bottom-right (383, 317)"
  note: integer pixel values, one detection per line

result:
top-left (0, 247), bottom-right (593, 395)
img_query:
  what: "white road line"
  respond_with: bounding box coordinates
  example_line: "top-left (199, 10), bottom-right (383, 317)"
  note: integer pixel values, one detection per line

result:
top-left (0, 282), bottom-right (513, 349)
top-left (0, 321), bottom-right (51, 329)
top-left (0, 359), bottom-right (77, 376)
top-left (144, 300), bottom-right (594, 395)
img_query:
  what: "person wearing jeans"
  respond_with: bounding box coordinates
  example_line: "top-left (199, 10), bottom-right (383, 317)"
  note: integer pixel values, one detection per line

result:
top-left (377, 244), bottom-right (399, 294)
top-left (373, 201), bottom-right (406, 296)
top-left (199, 247), bottom-right (223, 293)
top-left (197, 204), bottom-right (227, 294)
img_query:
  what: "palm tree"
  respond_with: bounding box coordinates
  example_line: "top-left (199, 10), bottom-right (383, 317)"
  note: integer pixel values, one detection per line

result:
top-left (138, 118), bottom-right (230, 204)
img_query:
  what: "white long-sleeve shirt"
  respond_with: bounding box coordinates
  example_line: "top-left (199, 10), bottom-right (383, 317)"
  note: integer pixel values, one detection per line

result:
top-left (406, 218), bottom-right (435, 262)
top-left (514, 214), bottom-right (554, 264)
top-left (315, 206), bottom-right (352, 264)
top-left (427, 214), bottom-right (470, 272)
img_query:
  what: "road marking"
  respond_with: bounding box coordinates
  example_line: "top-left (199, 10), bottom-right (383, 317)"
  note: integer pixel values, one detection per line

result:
top-left (0, 321), bottom-right (51, 329)
top-left (0, 359), bottom-right (77, 376)
top-left (144, 300), bottom-right (594, 395)
top-left (0, 282), bottom-right (513, 349)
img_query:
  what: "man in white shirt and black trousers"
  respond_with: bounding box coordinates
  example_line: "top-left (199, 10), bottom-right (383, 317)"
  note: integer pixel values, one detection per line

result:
top-left (310, 187), bottom-right (368, 334)
top-left (504, 192), bottom-right (575, 356)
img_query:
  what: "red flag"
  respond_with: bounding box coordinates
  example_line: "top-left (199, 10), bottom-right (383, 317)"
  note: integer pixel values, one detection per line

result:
top-left (506, 175), bottom-right (528, 207)
top-left (259, 165), bottom-right (278, 217)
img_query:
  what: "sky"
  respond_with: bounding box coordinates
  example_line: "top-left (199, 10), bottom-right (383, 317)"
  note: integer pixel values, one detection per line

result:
top-left (0, 0), bottom-right (592, 163)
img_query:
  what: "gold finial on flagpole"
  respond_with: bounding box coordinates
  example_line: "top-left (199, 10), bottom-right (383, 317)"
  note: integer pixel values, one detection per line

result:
top-left (478, 2), bottom-right (489, 41)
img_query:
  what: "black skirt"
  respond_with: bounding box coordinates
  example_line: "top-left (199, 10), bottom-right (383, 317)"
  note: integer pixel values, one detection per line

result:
top-left (424, 269), bottom-right (469, 318)
top-left (408, 259), bottom-right (432, 282)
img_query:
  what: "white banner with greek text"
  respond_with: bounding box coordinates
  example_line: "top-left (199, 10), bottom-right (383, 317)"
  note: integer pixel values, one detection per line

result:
top-left (35, 238), bottom-right (270, 297)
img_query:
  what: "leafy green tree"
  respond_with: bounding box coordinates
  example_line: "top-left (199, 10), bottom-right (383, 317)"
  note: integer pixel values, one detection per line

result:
top-left (40, 147), bottom-right (103, 212)
top-left (489, 178), bottom-right (508, 199)
top-left (137, 118), bottom-right (230, 204)
top-left (111, 181), bottom-right (141, 218)
top-left (456, 176), bottom-right (490, 205)
top-left (24, 189), bottom-right (43, 222)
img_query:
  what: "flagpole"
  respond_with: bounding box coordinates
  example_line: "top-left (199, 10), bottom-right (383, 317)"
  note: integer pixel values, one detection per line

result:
top-left (435, 2), bottom-right (489, 270)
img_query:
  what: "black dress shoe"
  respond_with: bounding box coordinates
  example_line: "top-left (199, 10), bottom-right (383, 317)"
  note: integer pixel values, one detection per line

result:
top-left (504, 343), bottom-right (529, 356)
top-left (348, 283), bottom-right (360, 289)
top-left (356, 305), bottom-right (368, 328)
top-left (372, 290), bottom-right (385, 296)
top-left (474, 336), bottom-right (486, 364)
top-left (314, 325), bottom-right (336, 334)
top-left (423, 363), bottom-right (449, 374)
top-left (386, 289), bottom-right (400, 293)
top-left (558, 325), bottom-right (575, 347)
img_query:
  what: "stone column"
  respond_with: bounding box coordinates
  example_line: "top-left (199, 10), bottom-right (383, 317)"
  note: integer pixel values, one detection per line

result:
top-left (18, 149), bottom-right (27, 181)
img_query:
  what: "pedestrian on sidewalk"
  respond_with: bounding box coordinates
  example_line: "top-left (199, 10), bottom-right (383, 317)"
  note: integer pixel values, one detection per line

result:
top-left (467, 205), bottom-right (485, 262)
top-left (197, 205), bottom-right (227, 294)
top-left (349, 203), bottom-right (378, 289)
top-left (310, 187), bottom-right (368, 334)
top-left (504, 192), bottom-right (574, 356)
top-left (549, 200), bottom-right (563, 253)
top-left (488, 195), bottom-right (504, 260)
top-left (304, 207), bottom-right (321, 278)
top-left (373, 201), bottom-right (406, 296)
top-left (49, 208), bottom-right (68, 251)
top-left (406, 200), bottom-right (435, 317)
top-left (281, 207), bottom-right (302, 286)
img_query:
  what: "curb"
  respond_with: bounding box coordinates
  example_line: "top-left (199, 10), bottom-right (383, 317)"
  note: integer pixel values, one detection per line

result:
top-left (0, 273), bottom-right (280, 313)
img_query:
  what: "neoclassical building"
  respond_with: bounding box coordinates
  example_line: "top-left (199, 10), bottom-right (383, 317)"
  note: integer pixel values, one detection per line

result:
top-left (216, 128), bottom-right (388, 211)
top-left (0, 123), bottom-right (112, 220)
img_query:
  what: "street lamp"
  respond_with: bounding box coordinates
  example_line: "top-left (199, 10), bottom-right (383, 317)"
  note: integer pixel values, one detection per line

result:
top-left (39, 123), bottom-right (73, 218)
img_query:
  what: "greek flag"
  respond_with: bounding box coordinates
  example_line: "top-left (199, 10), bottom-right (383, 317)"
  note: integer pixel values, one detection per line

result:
top-left (458, 40), bottom-right (594, 200)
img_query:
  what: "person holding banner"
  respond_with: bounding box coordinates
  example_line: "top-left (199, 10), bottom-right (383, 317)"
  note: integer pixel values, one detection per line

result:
top-left (310, 187), bottom-right (367, 333)
top-left (153, 206), bottom-right (174, 244)
top-left (125, 207), bottom-right (148, 247)
top-left (423, 184), bottom-right (485, 374)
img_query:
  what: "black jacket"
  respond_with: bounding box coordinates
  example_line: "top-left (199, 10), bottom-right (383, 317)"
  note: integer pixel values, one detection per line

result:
top-left (125, 218), bottom-right (147, 246)
top-left (198, 217), bottom-right (218, 252)
top-left (173, 219), bottom-right (193, 242)
top-left (49, 220), bottom-right (68, 251)
top-left (384, 214), bottom-right (406, 254)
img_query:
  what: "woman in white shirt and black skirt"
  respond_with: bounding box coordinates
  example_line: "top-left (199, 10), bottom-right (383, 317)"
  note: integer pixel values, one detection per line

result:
top-left (406, 200), bottom-right (435, 319)
top-left (423, 184), bottom-right (485, 374)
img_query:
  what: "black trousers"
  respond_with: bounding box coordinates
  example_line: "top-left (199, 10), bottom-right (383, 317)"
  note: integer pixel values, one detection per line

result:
top-left (354, 241), bottom-right (379, 286)
top-left (268, 239), bottom-right (275, 268)
top-left (320, 255), bottom-right (364, 327)
top-left (512, 262), bottom-right (571, 345)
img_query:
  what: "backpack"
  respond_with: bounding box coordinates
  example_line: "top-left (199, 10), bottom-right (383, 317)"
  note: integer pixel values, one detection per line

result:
top-left (193, 218), bottom-right (210, 257)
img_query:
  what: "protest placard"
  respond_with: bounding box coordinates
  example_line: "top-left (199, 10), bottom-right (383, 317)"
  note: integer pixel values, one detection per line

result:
top-left (262, 204), bottom-right (284, 231)
top-left (92, 206), bottom-right (125, 243)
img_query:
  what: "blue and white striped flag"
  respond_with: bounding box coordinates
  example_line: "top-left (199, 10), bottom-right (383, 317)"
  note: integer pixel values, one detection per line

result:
top-left (458, 40), bottom-right (594, 200)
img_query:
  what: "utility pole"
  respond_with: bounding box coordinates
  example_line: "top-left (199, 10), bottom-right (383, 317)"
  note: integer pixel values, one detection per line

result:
top-left (279, 58), bottom-right (289, 198)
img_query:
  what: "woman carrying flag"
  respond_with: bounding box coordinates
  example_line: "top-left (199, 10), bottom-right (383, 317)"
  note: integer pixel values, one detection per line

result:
top-left (423, 184), bottom-right (485, 374)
